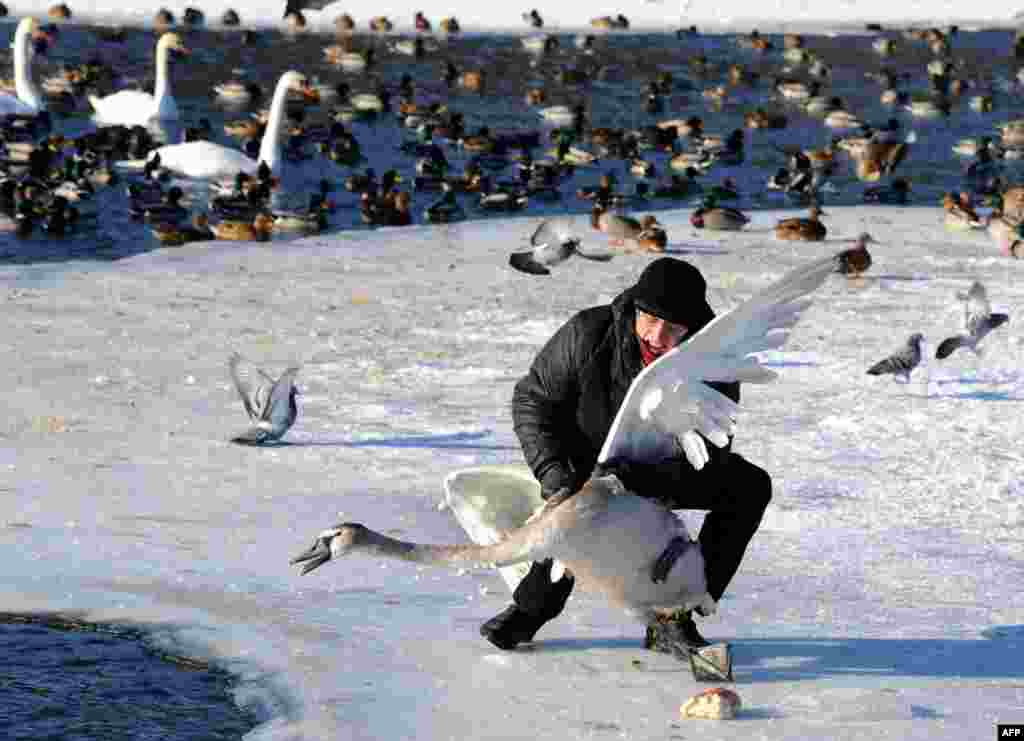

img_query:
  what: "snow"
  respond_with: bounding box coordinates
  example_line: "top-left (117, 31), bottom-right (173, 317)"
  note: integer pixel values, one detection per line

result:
top-left (3, 0), bottom-right (1024, 738)
top-left (6, 0), bottom-right (1024, 31)
top-left (4, 201), bottom-right (1023, 740)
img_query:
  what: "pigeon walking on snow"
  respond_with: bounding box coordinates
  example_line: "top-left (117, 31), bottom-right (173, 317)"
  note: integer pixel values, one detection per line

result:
top-left (509, 218), bottom-right (613, 275)
top-left (867, 333), bottom-right (924, 381)
top-left (228, 353), bottom-right (301, 445)
top-left (935, 281), bottom-right (1009, 359)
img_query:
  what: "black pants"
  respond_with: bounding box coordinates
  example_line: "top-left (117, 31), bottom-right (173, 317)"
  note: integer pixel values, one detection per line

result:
top-left (513, 452), bottom-right (772, 617)
top-left (638, 452), bottom-right (773, 601)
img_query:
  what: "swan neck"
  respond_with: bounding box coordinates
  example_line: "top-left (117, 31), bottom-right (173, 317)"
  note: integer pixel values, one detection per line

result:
top-left (153, 40), bottom-right (171, 103)
top-left (258, 78), bottom-right (293, 172)
top-left (14, 24), bottom-right (41, 107)
top-left (356, 526), bottom-right (518, 568)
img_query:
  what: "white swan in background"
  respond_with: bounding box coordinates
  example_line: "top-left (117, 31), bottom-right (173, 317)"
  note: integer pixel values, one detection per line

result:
top-left (88, 32), bottom-right (188, 125)
top-left (148, 71), bottom-right (307, 179)
top-left (291, 254), bottom-right (839, 624)
top-left (0, 18), bottom-right (50, 117)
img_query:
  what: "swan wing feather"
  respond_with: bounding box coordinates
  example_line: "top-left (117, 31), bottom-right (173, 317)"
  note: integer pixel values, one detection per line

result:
top-left (598, 254), bottom-right (836, 464)
top-left (151, 141), bottom-right (258, 179)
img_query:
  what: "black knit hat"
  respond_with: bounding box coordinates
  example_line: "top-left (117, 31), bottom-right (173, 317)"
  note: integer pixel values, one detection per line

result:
top-left (630, 257), bottom-right (715, 329)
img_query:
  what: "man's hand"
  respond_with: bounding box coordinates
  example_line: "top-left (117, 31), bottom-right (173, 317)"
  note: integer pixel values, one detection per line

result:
top-left (679, 430), bottom-right (710, 471)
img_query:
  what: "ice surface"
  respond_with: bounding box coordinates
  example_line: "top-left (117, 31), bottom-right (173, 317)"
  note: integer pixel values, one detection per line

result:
top-left (3, 202), bottom-right (1023, 740)
top-left (2, 0), bottom-right (1024, 737)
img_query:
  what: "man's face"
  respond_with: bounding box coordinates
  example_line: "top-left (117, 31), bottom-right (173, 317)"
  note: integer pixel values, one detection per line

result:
top-left (635, 308), bottom-right (689, 358)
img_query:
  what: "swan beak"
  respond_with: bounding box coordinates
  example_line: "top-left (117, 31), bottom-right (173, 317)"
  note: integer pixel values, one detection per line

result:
top-left (291, 537), bottom-right (331, 574)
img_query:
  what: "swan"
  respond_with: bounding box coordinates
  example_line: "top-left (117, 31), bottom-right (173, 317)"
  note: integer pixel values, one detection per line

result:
top-left (88, 33), bottom-right (188, 126)
top-left (0, 18), bottom-right (51, 118)
top-left (292, 254), bottom-right (839, 626)
top-left (147, 71), bottom-right (307, 179)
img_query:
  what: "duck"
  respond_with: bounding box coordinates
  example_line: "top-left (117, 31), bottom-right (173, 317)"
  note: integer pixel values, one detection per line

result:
top-left (942, 191), bottom-right (983, 230)
top-left (324, 46), bottom-right (374, 73)
top-left (774, 204), bottom-right (827, 241)
top-left (635, 215), bottom-right (668, 252)
top-left (214, 78), bottom-right (262, 107)
top-left (148, 71), bottom-right (308, 179)
top-left (423, 182), bottom-right (465, 223)
top-left (841, 131), bottom-right (916, 182)
top-left (629, 157), bottom-right (656, 178)
top-left (150, 212), bottom-right (214, 245)
top-left (0, 18), bottom-right (51, 118)
top-left (952, 136), bottom-right (995, 158)
top-left (413, 11), bottom-right (431, 32)
top-left (835, 233), bottom-right (875, 276)
top-left (775, 78), bottom-right (819, 101)
top-left (130, 184), bottom-right (188, 222)
top-left (365, 190), bottom-right (412, 226)
top-left (744, 108), bottom-right (787, 129)
top-left (272, 193), bottom-right (329, 233)
top-left (690, 200), bottom-right (749, 231)
top-left (590, 201), bottom-right (645, 246)
top-left (477, 183), bottom-right (528, 212)
top-left (88, 33), bottom-right (188, 126)
top-left (986, 200), bottom-right (1024, 254)
top-left (210, 212), bottom-right (274, 241)
top-left (823, 108), bottom-right (864, 130)
top-left (1000, 185), bottom-right (1024, 221)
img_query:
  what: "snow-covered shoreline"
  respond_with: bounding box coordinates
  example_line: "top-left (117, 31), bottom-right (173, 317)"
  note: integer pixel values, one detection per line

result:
top-left (3, 0), bottom-right (1020, 33)
top-left (3, 201), bottom-right (1023, 739)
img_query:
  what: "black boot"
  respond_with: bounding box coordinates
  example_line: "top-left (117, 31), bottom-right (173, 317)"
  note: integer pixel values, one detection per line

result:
top-left (644, 610), bottom-right (710, 654)
top-left (479, 604), bottom-right (546, 650)
top-left (479, 559), bottom-right (574, 650)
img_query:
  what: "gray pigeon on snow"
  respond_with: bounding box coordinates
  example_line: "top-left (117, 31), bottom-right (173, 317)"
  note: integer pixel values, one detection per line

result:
top-left (228, 353), bottom-right (300, 445)
top-left (935, 281), bottom-right (1009, 359)
top-left (867, 333), bottom-right (924, 381)
top-left (509, 218), bottom-right (613, 276)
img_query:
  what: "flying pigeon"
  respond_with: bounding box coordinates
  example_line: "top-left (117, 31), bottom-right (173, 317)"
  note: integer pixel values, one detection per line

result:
top-left (935, 281), bottom-right (1009, 359)
top-left (867, 333), bottom-right (924, 381)
top-left (508, 218), bottom-right (613, 275)
top-left (228, 353), bottom-right (301, 445)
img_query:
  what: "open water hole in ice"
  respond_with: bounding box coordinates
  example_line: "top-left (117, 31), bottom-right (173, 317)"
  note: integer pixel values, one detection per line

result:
top-left (0, 616), bottom-right (260, 740)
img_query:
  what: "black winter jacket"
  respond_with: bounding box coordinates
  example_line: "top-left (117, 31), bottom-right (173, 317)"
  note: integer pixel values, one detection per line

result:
top-left (512, 289), bottom-right (739, 495)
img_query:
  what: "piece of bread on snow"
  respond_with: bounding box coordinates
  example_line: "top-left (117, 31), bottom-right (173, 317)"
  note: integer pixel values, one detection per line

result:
top-left (680, 687), bottom-right (741, 720)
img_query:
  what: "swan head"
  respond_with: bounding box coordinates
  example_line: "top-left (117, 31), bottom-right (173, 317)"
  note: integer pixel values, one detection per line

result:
top-left (158, 32), bottom-right (189, 58)
top-left (291, 523), bottom-right (369, 574)
top-left (279, 70), bottom-right (311, 97)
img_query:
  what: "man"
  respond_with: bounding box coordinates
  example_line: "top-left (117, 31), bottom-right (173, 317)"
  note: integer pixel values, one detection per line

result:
top-left (480, 257), bottom-right (772, 651)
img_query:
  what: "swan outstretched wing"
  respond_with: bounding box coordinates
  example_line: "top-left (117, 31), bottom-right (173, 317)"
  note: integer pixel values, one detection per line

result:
top-left (598, 254), bottom-right (836, 465)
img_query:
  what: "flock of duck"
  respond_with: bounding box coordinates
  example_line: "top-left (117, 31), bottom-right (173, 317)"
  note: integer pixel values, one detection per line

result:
top-left (3, 9), bottom-right (1024, 259)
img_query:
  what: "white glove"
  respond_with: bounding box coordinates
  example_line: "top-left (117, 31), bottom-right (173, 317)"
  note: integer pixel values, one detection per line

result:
top-left (679, 430), bottom-right (710, 471)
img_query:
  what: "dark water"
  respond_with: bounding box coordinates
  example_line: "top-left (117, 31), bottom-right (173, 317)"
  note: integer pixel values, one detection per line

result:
top-left (2, 21), bottom-right (1024, 264)
top-left (0, 616), bottom-right (259, 741)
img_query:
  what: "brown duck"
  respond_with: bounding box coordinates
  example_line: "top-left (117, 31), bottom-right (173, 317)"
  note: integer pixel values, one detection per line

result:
top-left (774, 204), bottom-right (827, 241)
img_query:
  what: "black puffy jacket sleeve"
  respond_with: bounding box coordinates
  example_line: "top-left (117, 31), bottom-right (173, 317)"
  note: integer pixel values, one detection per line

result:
top-left (511, 313), bottom-right (597, 493)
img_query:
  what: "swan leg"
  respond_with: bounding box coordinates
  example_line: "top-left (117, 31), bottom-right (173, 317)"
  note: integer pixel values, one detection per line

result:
top-left (643, 610), bottom-right (734, 682)
top-left (650, 535), bottom-right (692, 584)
